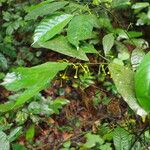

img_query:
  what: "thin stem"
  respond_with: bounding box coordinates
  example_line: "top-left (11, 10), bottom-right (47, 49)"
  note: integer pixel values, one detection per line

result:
top-left (99, 5), bottom-right (136, 46)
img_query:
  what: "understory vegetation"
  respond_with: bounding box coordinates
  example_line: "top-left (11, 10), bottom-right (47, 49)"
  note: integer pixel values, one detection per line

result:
top-left (0, 0), bottom-right (150, 149)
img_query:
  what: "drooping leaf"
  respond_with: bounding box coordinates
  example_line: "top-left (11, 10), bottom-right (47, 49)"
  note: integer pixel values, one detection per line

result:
top-left (65, 2), bottom-right (90, 14)
top-left (111, 0), bottom-right (131, 9)
top-left (81, 43), bottom-right (98, 54)
top-left (102, 33), bottom-right (114, 56)
top-left (26, 0), bottom-right (55, 12)
top-left (124, 38), bottom-right (149, 49)
top-left (127, 31), bottom-right (143, 38)
top-left (67, 15), bottom-right (95, 48)
top-left (25, 1), bottom-right (68, 20)
top-left (135, 52), bottom-right (150, 112)
top-left (131, 48), bottom-right (145, 71)
top-left (39, 35), bottom-right (95, 61)
top-left (115, 29), bottom-right (128, 40)
top-left (132, 2), bottom-right (149, 10)
top-left (0, 62), bottom-right (68, 112)
top-left (118, 52), bottom-right (130, 60)
top-left (115, 41), bottom-right (130, 61)
top-left (113, 127), bottom-right (132, 150)
top-left (7, 127), bottom-right (22, 142)
top-left (0, 53), bottom-right (8, 70)
top-left (25, 124), bottom-right (35, 141)
top-left (32, 14), bottom-right (73, 45)
top-left (109, 63), bottom-right (147, 116)
top-left (0, 131), bottom-right (10, 150)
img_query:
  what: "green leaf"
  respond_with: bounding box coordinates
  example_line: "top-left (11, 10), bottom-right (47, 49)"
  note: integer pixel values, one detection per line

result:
top-left (25, 1), bottom-right (68, 20)
top-left (135, 52), bottom-right (150, 112)
top-left (118, 52), bottom-right (130, 60)
top-left (0, 131), bottom-right (10, 150)
top-left (113, 127), bottom-right (132, 150)
top-left (7, 127), bottom-right (22, 142)
top-left (112, 58), bottom-right (124, 66)
top-left (67, 15), bottom-right (94, 48)
top-left (100, 143), bottom-right (112, 150)
top-left (131, 48), bottom-right (145, 71)
top-left (99, 17), bottom-right (113, 31)
top-left (39, 35), bottom-right (89, 61)
top-left (33, 14), bottom-right (73, 45)
top-left (28, 102), bottom-right (41, 114)
top-left (12, 144), bottom-right (28, 150)
top-left (0, 53), bottom-right (8, 70)
top-left (102, 33), bottom-right (114, 56)
top-left (109, 63), bottom-right (147, 116)
top-left (111, 0), bottom-right (131, 9)
top-left (84, 133), bottom-right (104, 148)
top-left (65, 2), bottom-right (90, 14)
top-left (0, 62), bottom-right (68, 112)
top-left (81, 43), bottom-right (98, 54)
top-left (49, 98), bottom-right (69, 114)
top-left (25, 124), bottom-right (35, 141)
top-left (127, 31), bottom-right (143, 38)
top-left (124, 38), bottom-right (149, 49)
top-left (115, 41), bottom-right (128, 53)
top-left (132, 2), bottom-right (149, 10)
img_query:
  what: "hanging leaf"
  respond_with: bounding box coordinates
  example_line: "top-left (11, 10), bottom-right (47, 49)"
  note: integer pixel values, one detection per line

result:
top-left (67, 15), bottom-right (94, 49)
top-left (0, 131), bottom-right (10, 150)
top-left (131, 48), bottom-right (145, 71)
top-left (0, 53), bottom-right (8, 70)
top-left (33, 14), bottom-right (73, 45)
top-left (0, 62), bottom-right (68, 112)
top-left (113, 127), bottom-right (132, 150)
top-left (7, 127), bottom-right (22, 142)
top-left (132, 2), bottom-right (149, 10)
top-left (124, 38), bottom-right (149, 49)
top-left (81, 43), bottom-right (98, 54)
top-left (102, 33), bottom-right (114, 56)
top-left (109, 63), bottom-right (147, 116)
top-left (111, 0), bottom-right (131, 9)
top-left (135, 52), bottom-right (150, 112)
top-left (26, 0), bottom-right (55, 12)
top-left (39, 35), bottom-right (95, 61)
top-left (65, 2), bottom-right (90, 14)
top-left (25, 1), bottom-right (68, 20)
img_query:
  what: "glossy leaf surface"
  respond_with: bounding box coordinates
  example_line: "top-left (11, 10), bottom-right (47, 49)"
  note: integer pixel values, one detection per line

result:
top-left (67, 15), bottom-right (94, 48)
top-left (135, 52), bottom-right (150, 112)
top-left (109, 63), bottom-right (147, 116)
top-left (25, 1), bottom-right (68, 20)
top-left (102, 33), bottom-right (114, 56)
top-left (0, 62), bottom-right (68, 112)
top-left (33, 14), bottom-right (73, 45)
top-left (39, 35), bottom-right (97, 61)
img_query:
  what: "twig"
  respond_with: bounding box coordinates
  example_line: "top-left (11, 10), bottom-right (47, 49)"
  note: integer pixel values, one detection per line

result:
top-left (130, 124), bottom-right (149, 150)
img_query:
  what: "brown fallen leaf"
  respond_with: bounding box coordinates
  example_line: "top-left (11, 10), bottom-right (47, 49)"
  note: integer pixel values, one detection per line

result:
top-left (62, 132), bottom-right (74, 141)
